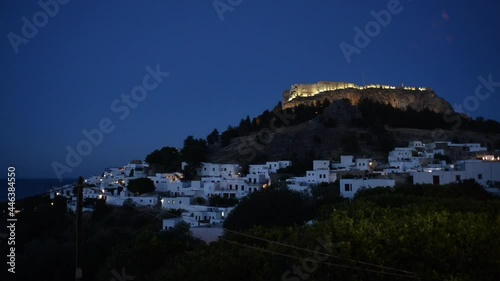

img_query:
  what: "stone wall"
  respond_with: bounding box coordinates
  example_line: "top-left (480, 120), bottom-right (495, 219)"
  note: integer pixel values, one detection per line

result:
top-left (282, 85), bottom-right (453, 113)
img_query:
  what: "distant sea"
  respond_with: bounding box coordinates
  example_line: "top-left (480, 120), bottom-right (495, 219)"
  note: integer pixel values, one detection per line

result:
top-left (0, 178), bottom-right (77, 202)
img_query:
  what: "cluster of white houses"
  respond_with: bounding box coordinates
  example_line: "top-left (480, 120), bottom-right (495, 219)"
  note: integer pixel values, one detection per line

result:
top-left (50, 140), bottom-right (500, 238)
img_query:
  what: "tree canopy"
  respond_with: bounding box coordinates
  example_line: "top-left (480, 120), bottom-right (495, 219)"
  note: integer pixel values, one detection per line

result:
top-left (223, 187), bottom-right (315, 231)
top-left (180, 136), bottom-right (208, 166)
top-left (145, 146), bottom-right (181, 172)
top-left (127, 177), bottom-right (155, 195)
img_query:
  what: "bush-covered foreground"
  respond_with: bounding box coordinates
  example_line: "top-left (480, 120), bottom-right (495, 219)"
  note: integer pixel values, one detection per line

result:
top-left (154, 190), bottom-right (500, 281)
top-left (2, 181), bottom-right (499, 281)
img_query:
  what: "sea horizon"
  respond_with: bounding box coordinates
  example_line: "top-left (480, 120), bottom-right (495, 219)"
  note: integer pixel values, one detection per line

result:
top-left (1, 177), bottom-right (78, 202)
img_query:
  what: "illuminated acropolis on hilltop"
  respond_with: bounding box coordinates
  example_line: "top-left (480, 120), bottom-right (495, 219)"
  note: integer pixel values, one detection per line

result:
top-left (283, 81), bottom-right (428, 102)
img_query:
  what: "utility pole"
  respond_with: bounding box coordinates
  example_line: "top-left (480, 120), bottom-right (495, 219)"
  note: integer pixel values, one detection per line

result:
top-left (75, 176), bottom-right (84, 281)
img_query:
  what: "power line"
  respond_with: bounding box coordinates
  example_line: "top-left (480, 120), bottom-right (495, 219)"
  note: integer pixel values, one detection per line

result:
top-left (34, 185), bottom-right (417, 277)
top-left (223, 229), bottom-right (417, 276)
top-left (220, 238), bottom-right (419, 279)
top-left (95, 189), bottom-right (418, 277)
top-left (90, 189), bottom-right (419, 278)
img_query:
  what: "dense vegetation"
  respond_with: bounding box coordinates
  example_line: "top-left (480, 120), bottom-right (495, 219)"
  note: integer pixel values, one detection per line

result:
top-left (223, 187), bottom-right (316, 231)
top-left (0, 194), bottom-right (160, 281)
top-left (31, 97), bottom-right (497, 280)
top-left (145, 135), bottom-right (208, 172)
top-left (4, 180), bottom-right (498, 281)
top-left (144, 98), bottom-right (500, 172)
top-left (155, 181), bottom-right (499, 281)
top-left (214, 100), bottom-right (332, 149)
top-left (127, 177), bottom-right (155, 195)
top-left (211, 98), bottom-right (500, 152)
top-left (355, 99), bottom-right (500, 134)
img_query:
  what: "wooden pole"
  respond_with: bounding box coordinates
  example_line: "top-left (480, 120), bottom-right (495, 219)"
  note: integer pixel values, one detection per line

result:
top-left (75, 176), bottom-right (84, 281)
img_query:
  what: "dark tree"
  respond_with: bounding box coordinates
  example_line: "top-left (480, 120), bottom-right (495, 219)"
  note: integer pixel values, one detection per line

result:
top-left (220, 126), bottom-right (239, 147)
top-left (208, 195), bottom-right (238, 207)
top-left (195, 197), bottom-right (206, 205)
top-left (223, 188), bottom-right (315, 231)
top-left (206, 128), bottom-right (220, 145)
top-left (145, 146), bottom-right (181, 172)
top-left (310, 182), bottom-right (345, 205)
top-left (127, 177), bottom-right (155, 195)
top-left (180, 136), bottom-right (208, 166)
top-left (181, 164), bottom-right (197, 181)
top-left (237, 115), bottom-right (252, 135)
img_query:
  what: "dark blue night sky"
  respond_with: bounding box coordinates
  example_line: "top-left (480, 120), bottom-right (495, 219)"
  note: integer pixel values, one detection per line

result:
top-left (1, 0), bottom-right (499, 180)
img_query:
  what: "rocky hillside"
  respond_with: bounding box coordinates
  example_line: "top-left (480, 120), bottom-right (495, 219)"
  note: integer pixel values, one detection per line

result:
top-left (283, 88), bottom-right (454, 113)
top-left (208, 100), bottom-right (500, 165)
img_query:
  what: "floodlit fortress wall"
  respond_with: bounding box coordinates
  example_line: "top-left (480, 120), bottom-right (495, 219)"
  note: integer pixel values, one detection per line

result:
top-left (283, 81), bottom-right (428, 103)
top-left (280, 81), bottom-right (454, 113)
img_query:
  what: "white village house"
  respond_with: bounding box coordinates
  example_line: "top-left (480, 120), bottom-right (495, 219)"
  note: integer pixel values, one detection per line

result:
top-left (49, 139), bottom-right (499, 240)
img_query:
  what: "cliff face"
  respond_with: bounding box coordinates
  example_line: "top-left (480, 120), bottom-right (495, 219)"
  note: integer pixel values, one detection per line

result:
top-left (283, 88), bottom-right (454, 113)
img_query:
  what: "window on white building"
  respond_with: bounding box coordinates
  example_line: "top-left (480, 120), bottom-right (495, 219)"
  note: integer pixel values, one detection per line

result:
top-left (478, 174), bottom-right (483, 180)
top-left (344, 184), bottom-right (352, 192)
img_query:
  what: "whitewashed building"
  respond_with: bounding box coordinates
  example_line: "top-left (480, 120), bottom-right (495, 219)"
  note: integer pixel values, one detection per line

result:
top-left (161, 196), bottom-right (192, 210)
top-left (198, 163), bottom-right (241, 179)
top-left (411, 160), bottom-right (500, 186)
top-left (265, 161), bottom-right (292, 173)
top-left (331, 155), bottom-right (355, 170)
top-left (313, 160), bottom-right (330, 171)
top-left (411, 170), bottom-right (466, 185)
top-left (355, 158), bottom-right (372, 171)
top-left (340, 178), bottom-right (395, 199)
top-left (249, 164), bottom-right (270, 176)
